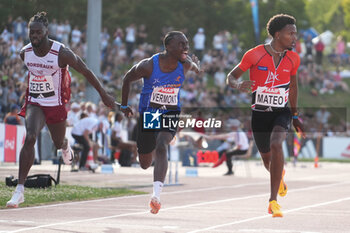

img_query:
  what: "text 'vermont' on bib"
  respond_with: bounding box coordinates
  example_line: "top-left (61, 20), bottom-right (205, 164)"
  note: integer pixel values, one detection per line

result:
top-left (150, 87), bottom-right (179, 106)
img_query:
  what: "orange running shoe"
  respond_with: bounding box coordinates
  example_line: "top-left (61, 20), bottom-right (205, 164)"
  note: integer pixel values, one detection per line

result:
top-left (150, 196), bottom-right (161, 214)
top-left (278, 169), bottom-right (287, 197)
top-left (268, 200), bottom-right (283, 217)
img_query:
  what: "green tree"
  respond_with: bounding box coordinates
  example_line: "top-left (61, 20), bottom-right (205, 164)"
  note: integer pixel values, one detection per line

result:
top-left (305, 0), bottom-right (344, 33)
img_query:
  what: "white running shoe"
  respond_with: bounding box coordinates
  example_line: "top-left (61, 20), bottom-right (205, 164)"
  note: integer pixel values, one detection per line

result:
top-left (6, 191), bottom-right (24, 208)
top-left (61, 143), bottom-right (74, 165)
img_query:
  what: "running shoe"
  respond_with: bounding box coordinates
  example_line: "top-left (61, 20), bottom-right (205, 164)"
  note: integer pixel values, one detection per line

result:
top-left (6, 191), bottom-right (24, 208)
top-left (278, 169), bottom-right (287, 197)
top-left (150, 196), bottom-right (161, 214)
top-left (268, 200), bottom-right (283, 217)
top-left (61, 143), bottom-right (74, 165)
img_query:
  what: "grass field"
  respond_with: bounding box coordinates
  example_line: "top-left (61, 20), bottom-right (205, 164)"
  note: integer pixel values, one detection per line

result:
top-left (0, 182), bottom-right (145, 209)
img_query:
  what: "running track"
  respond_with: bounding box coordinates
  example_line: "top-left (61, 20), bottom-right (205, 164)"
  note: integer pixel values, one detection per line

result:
top-left (1, 161), bottom-right (350, 233)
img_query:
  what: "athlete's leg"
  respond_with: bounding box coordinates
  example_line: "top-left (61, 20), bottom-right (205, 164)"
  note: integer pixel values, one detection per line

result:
top-left (47, 120), bottom-right (67, 150)
top-left (260, 151), bottom-right (271, 171)
top-left (153, 131), bottom-right (173, 182)
top-left (18, 105), bottom-right (46, 184)
top-left (47, 120), bottom-right (74, 165)
top-left (147, 131), bottom-right (173, 214)
top-left (138, 151), bottom-right (154, 169)
top-left (269, 125), bottom-right (287, 202)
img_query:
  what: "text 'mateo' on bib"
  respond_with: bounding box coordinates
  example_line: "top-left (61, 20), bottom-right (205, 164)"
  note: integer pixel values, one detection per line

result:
top-left (255, 86), bottom-right (288, 108)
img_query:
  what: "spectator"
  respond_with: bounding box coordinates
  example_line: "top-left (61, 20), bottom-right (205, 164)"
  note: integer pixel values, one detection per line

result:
top-left (70, 25), bottom-right (82, 47)
top-left (48, 18), bottom-right (58, 40)
top-left (3, 104), bottom-right (22, 125)
top-left (67, 102), bottom-right (81, 126)
top-left (12, 17), bottom-right (26, 41)
top-left (206, 119), bottom-right (249, 175)
top-left (125, 24), bottom-right (136, 59)
top-left (71, 114), bottom-right (104, 170)
top-left (193, 28), bottom-right (206, 60)
top-left (110, 112), bottom-right (138, 164)
top-left (62, 20), bottom-right (71, 46)
top-left (314, 38), bottom-right (325, 65)
top-left (136, 24), bottom-right (148, 45)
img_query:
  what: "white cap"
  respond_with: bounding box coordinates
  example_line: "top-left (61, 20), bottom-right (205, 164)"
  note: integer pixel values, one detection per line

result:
top-left (227, 119), bottom-right (241, 127)
top-left (71, 102), bottom-right (80, 109)
top-left (198, 28), bottom-right (204, 33)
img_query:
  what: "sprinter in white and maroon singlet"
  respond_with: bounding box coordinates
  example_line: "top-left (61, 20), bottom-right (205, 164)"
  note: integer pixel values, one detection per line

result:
top-left (6, 12), bottom-right (116, 208)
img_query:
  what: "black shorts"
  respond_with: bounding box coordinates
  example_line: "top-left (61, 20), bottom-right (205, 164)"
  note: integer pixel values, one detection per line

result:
top-left (136, 111), bottom-right (179, 154)
top-left (251, 108), bottom-right (291, 153)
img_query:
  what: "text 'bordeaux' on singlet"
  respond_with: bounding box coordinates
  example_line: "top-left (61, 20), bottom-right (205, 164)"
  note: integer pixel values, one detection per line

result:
top-left (23, 40), bottom-right (71, 107)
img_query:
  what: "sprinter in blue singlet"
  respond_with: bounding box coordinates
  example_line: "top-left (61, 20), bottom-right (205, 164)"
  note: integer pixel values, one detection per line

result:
top-left (120, 31), bottom-right (201, 214)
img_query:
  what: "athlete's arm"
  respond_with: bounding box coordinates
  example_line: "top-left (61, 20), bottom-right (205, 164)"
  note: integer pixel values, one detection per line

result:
top-left (19, 49), bottom-right (25, 61)
top-left (289, 74), bottom-right (305, 138)
top-left (226, 48), bottom-right (255, 92)
top-left (226, 65), bottom-right (254, 92)
top-left (58, 47), bottom-right (116, 108)
top-left (120, 58), bottom-right (153, 117)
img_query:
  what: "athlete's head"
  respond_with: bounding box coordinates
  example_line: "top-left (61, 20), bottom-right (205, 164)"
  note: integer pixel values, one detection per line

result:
top-left (29, 11), bottom-right (49, 48)
top-left (164, 31), bottom-right (189, 63)
top-left (266, 14), bottom-right (297, 50)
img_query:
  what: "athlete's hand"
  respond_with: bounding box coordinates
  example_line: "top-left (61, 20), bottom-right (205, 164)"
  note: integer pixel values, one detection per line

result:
top-left (120, 106), bottom-right (133, 118)
top-left (237, 80), bottom-right (255, 92)
top-left (228, 80), bottom-right (255, 92)
top-left (187, 55), bottom-right (202, 74)
top-left (100, 92), bottom-right (117, 108)
top-left (293, 118), bottom-right (306, 139)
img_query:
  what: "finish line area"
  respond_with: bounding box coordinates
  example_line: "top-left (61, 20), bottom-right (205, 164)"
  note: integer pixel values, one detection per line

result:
top-left (1, 161), bottom-right (350, 233)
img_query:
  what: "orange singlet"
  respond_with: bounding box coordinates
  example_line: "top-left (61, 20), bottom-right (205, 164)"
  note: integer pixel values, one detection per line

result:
top-left (238, 44), bottom-right (300, 111)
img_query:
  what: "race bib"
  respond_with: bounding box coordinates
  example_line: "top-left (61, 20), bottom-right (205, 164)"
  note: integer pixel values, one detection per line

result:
top-left (29, 73), bottom-right (55, 98)
top-left (150, 87), bottom-right (179, 107)
top-left (255, 86), bottom-right (287, 108)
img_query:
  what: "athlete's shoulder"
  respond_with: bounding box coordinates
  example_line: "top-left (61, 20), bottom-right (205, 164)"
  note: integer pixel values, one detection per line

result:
top-left (21, 43), bottom-right (32, 52)
top-left (285, 50), bottom-right (300, 67)
top-left (243, 44), bottom-right (267, 63)
top-left (133, 55), bottom-right (154, 78)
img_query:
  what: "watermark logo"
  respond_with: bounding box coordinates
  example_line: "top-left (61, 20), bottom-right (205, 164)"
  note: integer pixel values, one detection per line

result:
top-left (143, 110), bottom-right (162, 129)
top-left (142, 110), bottom-right (222, 130)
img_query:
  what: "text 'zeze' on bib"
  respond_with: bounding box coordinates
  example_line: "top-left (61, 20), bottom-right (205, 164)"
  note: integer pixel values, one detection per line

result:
top-left (150, 87), bottom-right (179, 106)
top-left (255, 86), bottom-right (287, 108)
top-left (29, 73), bottom-right (55, 98)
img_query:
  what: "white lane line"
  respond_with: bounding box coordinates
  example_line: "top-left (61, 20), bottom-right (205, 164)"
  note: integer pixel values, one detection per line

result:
top-left (7, 181), bottom-right (350, 233)
top-left (7, 210), bottom-right (150, 233)
top-left (0, 182), bottom-right (268, 212)
top-left (2, 171), bottom-right (348, 212)
top-left (187, 196), bottom-right (350, 233)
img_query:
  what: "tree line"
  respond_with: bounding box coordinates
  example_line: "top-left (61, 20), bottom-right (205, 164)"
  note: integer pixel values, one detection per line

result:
top-left (1, 0), bottom-right (349, 49)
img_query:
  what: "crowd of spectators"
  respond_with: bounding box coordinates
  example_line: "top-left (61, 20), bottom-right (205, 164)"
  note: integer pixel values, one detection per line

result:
top-left (1, 15), bottom-right (350, 142)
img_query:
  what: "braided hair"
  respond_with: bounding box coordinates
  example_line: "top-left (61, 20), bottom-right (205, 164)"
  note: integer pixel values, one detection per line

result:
top-left (29, 11), bottom-right (49, 28)
top-left (163, 31), bottom-right (184, 48)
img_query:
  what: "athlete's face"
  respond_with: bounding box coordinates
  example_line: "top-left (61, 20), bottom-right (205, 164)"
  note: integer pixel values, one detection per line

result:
top-left (168, 34), bottom-right (189, 63)
top-left (277, 24), bottom-right (297, 51)
top-left (29, 22), bottom-right (48, 48)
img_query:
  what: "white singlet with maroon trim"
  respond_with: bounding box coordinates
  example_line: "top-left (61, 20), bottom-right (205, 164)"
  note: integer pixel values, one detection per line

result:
top-left (23, 41), bottom-right (69, 106)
